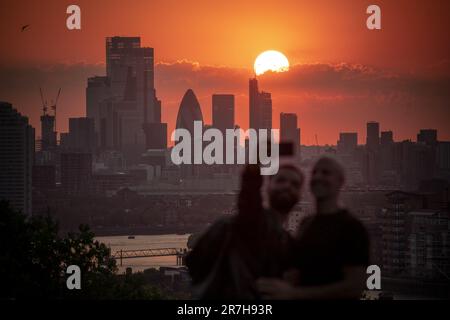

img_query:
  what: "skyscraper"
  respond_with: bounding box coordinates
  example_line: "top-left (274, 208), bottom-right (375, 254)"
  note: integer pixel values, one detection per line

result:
top-left (380, 131), bottom-right (395, 174)
top-left (212, 94), bottom-right (234, 133)
top-left (32, 165), bottom-right (56, 191)
top-left (0, 102), bottom-right (34, 215)
top-left (417, 129), bottom-right (438, 146)
top-left (86, 76), bottom-right (109, 135)
top-left (176, 89), bottom-right (203, 134)
top-left (337, 132), bottom-right (358, 154)
top-left (144, 122), bottom-right (167, 150)
top-left (365, 122), bottom-right (381, 185)
top-left (280, 113), bottom-right (300, 156)
top-left (143, 90), bottom-right (166, 151)
top-left (259, 92), bottom-right (272, 130)
top-left (249, 78), bottom-right (259, 130)
top-left (380, 131), bottom-right (394, 145)
top-left (175, 89), bottom-right (203, 177)
top-left (64, 117), bottom-right (97, 153)
top-left (366, 121), bottom-right (380, 150)
top-left (86, 36), bottom-right (164, 163)
top-left (249, 77), bottom-right (272, 131)
top-left (40, 114), bottom-right (57, 151)
top-left (61, 153), bottom-right (92, 195)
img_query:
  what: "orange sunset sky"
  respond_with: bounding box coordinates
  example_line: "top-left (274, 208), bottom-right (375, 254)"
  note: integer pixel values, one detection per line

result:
top-left (0, 0), bottom-right (449, 145)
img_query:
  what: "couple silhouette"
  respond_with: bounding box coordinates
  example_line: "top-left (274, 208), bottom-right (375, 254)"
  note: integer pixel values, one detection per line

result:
top-left (186, 156), bottom-right (369, 300)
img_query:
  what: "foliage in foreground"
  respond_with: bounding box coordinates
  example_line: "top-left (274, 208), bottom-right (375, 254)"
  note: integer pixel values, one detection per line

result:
top-left (0, 201), bottom-right (165, 299)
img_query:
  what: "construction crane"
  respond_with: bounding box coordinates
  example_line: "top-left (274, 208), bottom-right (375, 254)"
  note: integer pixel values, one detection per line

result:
top-left (49, 88), bottom-right (61, 132)
top-left (39, 87), bottom-right (48, 116)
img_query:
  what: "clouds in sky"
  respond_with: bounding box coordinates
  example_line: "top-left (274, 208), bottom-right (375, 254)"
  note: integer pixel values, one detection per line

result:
top-left (0, 60), bottom-right (448, 144)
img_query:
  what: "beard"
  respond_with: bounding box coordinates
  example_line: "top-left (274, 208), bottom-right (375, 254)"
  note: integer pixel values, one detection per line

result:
top-left (269, 190), bottom-right (298, 215)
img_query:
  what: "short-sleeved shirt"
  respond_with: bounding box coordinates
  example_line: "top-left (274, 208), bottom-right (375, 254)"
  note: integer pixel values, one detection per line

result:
top-left (293, 210), bottom-right (369, 286)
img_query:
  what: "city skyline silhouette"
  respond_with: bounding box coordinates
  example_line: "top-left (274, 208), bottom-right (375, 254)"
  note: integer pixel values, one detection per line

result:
top-left (1, 0), bottom-right (449, 302)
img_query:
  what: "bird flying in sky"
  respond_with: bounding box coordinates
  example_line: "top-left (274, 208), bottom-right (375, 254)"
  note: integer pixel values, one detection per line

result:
top-left (21, 24), bottom-right (30, 32)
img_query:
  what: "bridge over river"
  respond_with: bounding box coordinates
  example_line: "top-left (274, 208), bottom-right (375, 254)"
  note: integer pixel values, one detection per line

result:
top-left (111, 248), bottom-right (187, 266)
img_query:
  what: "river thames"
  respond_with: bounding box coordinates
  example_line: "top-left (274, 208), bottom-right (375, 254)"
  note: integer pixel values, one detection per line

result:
top-left (96, 234), bottom-right (190, 273)
top-left (96, 234), bottom-right (446, 299)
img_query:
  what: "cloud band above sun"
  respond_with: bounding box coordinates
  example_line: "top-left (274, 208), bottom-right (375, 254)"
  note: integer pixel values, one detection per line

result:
top-left (254, 50), bottom-right (290, 75)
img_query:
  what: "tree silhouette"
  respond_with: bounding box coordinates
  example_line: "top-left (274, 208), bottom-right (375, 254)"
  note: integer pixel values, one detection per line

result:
top-left (0, 201), bottom-right (164, 299)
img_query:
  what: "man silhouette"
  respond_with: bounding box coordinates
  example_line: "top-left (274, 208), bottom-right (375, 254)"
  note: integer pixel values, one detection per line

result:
top-left (257, 157), bottom-right (369, 299)
top-left (186, 163), bottom-right (304, 299)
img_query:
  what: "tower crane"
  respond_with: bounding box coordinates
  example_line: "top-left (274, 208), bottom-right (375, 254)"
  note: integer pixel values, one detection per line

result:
top-left (49, 88), bottom-right (61, 132)
top-left (39, 87), bottom-right (48, 116)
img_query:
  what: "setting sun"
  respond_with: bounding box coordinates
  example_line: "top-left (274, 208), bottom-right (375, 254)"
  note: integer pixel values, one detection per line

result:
top-left (254, 50), bottom-right (290, 75)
